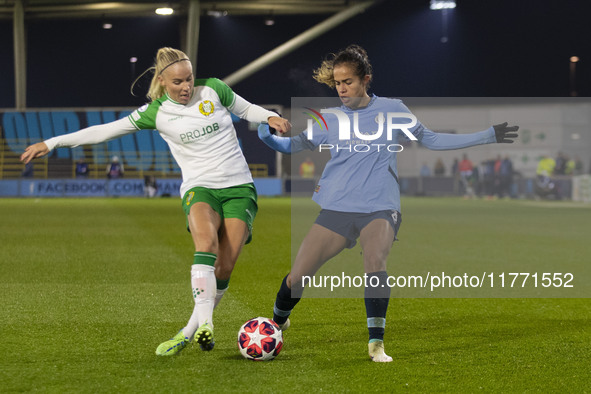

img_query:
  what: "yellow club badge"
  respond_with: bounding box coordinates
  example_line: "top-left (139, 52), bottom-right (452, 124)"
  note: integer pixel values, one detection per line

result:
top-left (186, 191), bottom-right (195, 205)
top-left (199, 100), bottom-right (214, 116)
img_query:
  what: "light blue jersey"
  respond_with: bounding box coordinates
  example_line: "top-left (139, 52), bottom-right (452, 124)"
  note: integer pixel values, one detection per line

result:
top-left (260, 95), bottom-right (497, 213)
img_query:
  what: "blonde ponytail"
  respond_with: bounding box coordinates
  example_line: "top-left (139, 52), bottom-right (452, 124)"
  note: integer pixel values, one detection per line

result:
top-left (146, 47), bottom-right (190, 101)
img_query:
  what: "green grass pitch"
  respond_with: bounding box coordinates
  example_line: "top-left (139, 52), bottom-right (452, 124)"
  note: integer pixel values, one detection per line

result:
top-left (0, 197), bottom-right (589, 392)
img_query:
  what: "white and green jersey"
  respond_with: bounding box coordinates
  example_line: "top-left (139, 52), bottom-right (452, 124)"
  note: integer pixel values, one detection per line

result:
top-left (45, 78), bottom-right (277, 197)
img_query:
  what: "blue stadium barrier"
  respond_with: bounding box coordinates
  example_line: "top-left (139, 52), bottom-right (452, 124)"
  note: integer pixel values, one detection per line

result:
top-left (0, 178), bottom-right (282, 197)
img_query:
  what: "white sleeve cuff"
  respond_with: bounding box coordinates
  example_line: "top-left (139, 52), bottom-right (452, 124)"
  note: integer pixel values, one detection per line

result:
top-left (229, 94), bottom-right (278, 123)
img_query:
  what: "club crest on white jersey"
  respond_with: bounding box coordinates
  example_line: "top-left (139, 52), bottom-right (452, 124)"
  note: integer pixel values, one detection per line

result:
top-left (199, 100), bottom-right (215, 116)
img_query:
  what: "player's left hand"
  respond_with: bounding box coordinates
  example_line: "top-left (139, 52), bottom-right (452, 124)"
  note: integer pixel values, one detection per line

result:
top-left (267, 116), bottom-right (291, 135)
top-left (493, 122), bottom-right (519, 143)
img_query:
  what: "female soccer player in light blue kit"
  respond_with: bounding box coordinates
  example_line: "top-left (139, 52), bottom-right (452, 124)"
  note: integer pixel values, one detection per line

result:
top-left (258, 45), bottom-right (518, 362)
top-left (21, 47), bottom-right (291, 356)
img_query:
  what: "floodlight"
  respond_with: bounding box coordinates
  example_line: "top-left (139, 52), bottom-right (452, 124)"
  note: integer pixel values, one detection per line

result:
top-left (207, 10), bottom-right (228, 17)
top-left (155, 7), bottom-right (174, 15)
top-left (430, 1), bottom-right (456, 10)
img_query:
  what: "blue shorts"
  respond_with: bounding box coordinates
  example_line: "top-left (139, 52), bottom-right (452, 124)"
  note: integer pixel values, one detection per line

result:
top-left (314, 209), bottom-right (402, 249)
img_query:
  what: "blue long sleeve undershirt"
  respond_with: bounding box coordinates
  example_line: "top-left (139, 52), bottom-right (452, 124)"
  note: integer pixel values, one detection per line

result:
top-left (258, 124), bottom-right (293, 154)
top-left (257, 123), bottom-right (497, 154)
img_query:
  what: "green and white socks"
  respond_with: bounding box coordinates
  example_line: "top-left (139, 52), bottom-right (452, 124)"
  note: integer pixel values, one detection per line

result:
top-left (183, 252), bottom-right (216, 340)
top-left (215, 277), bottom-right (230, 309)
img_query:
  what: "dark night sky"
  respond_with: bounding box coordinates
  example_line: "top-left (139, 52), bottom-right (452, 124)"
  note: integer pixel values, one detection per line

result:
top-left (0, 0), bottom-right (589, 109)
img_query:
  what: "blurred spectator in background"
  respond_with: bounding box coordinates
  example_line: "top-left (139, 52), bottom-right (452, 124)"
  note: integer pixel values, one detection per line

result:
top-left (107, 156), bottom-right (124, 179)
top-left (433, 158), bottom-right (445, 176)
top-left (21, 162), bottom-right (34, 178)
top-left (299, 156), bottom-right (315, 178)
top-left (499, 155), bottom-right (514, 198)
top-left (493, 155), bottom-right (502, 196)
top-left (535, 154), bottom-right (558, 199)
top-left (480, 159), bottom-right (495, 198)
top-left (451, 157), bottom-right (460, 195)
top-left (537, 154), bottom-right (555, 177)
top-left (554, 152), bottom-right (566, 175)
top-left (420, 162), bottom-right (431, 177)
top-left (458, 154), bottom-right (475, 198)
top-left (565, 156), bottom-right (575, 175)
top-left (451, 158), bottom-right (459, 177)
top-left (75, 157), bottom-right (89, 178)
top-left (144, 175), bottom-right (158, 198)
top-left (574, 156), bottom-right (584, 175)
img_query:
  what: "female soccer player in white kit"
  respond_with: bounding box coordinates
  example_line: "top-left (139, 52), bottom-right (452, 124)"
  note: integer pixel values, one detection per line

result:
top-left (21, 47), bottom-right (291, 356)
top-left (258, 45), bottom-right (518, 362)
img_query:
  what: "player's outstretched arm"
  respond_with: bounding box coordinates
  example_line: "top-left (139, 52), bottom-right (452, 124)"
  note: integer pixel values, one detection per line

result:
top-left (493, 122), bottom-right (519, 143)
top-left (258, 124), bottom-right (292, 154)
top-left (258, 124), bottom-right (318, 154)
top-left (417, 121), bottom-right (519, 150)
top-left (20, 117), bottom-right (137, 164)
top-left (21, 142), bottom-right (50, 164)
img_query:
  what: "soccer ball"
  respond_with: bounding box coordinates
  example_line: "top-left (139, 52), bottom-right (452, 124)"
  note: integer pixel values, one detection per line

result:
top-left (237, 317), bottom-right (283, 361)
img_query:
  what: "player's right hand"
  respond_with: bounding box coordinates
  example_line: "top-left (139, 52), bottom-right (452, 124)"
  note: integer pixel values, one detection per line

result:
top-left (20, 142), bottom-right (49, 164)
top-left (267, 116), bottom-right (291, 135)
